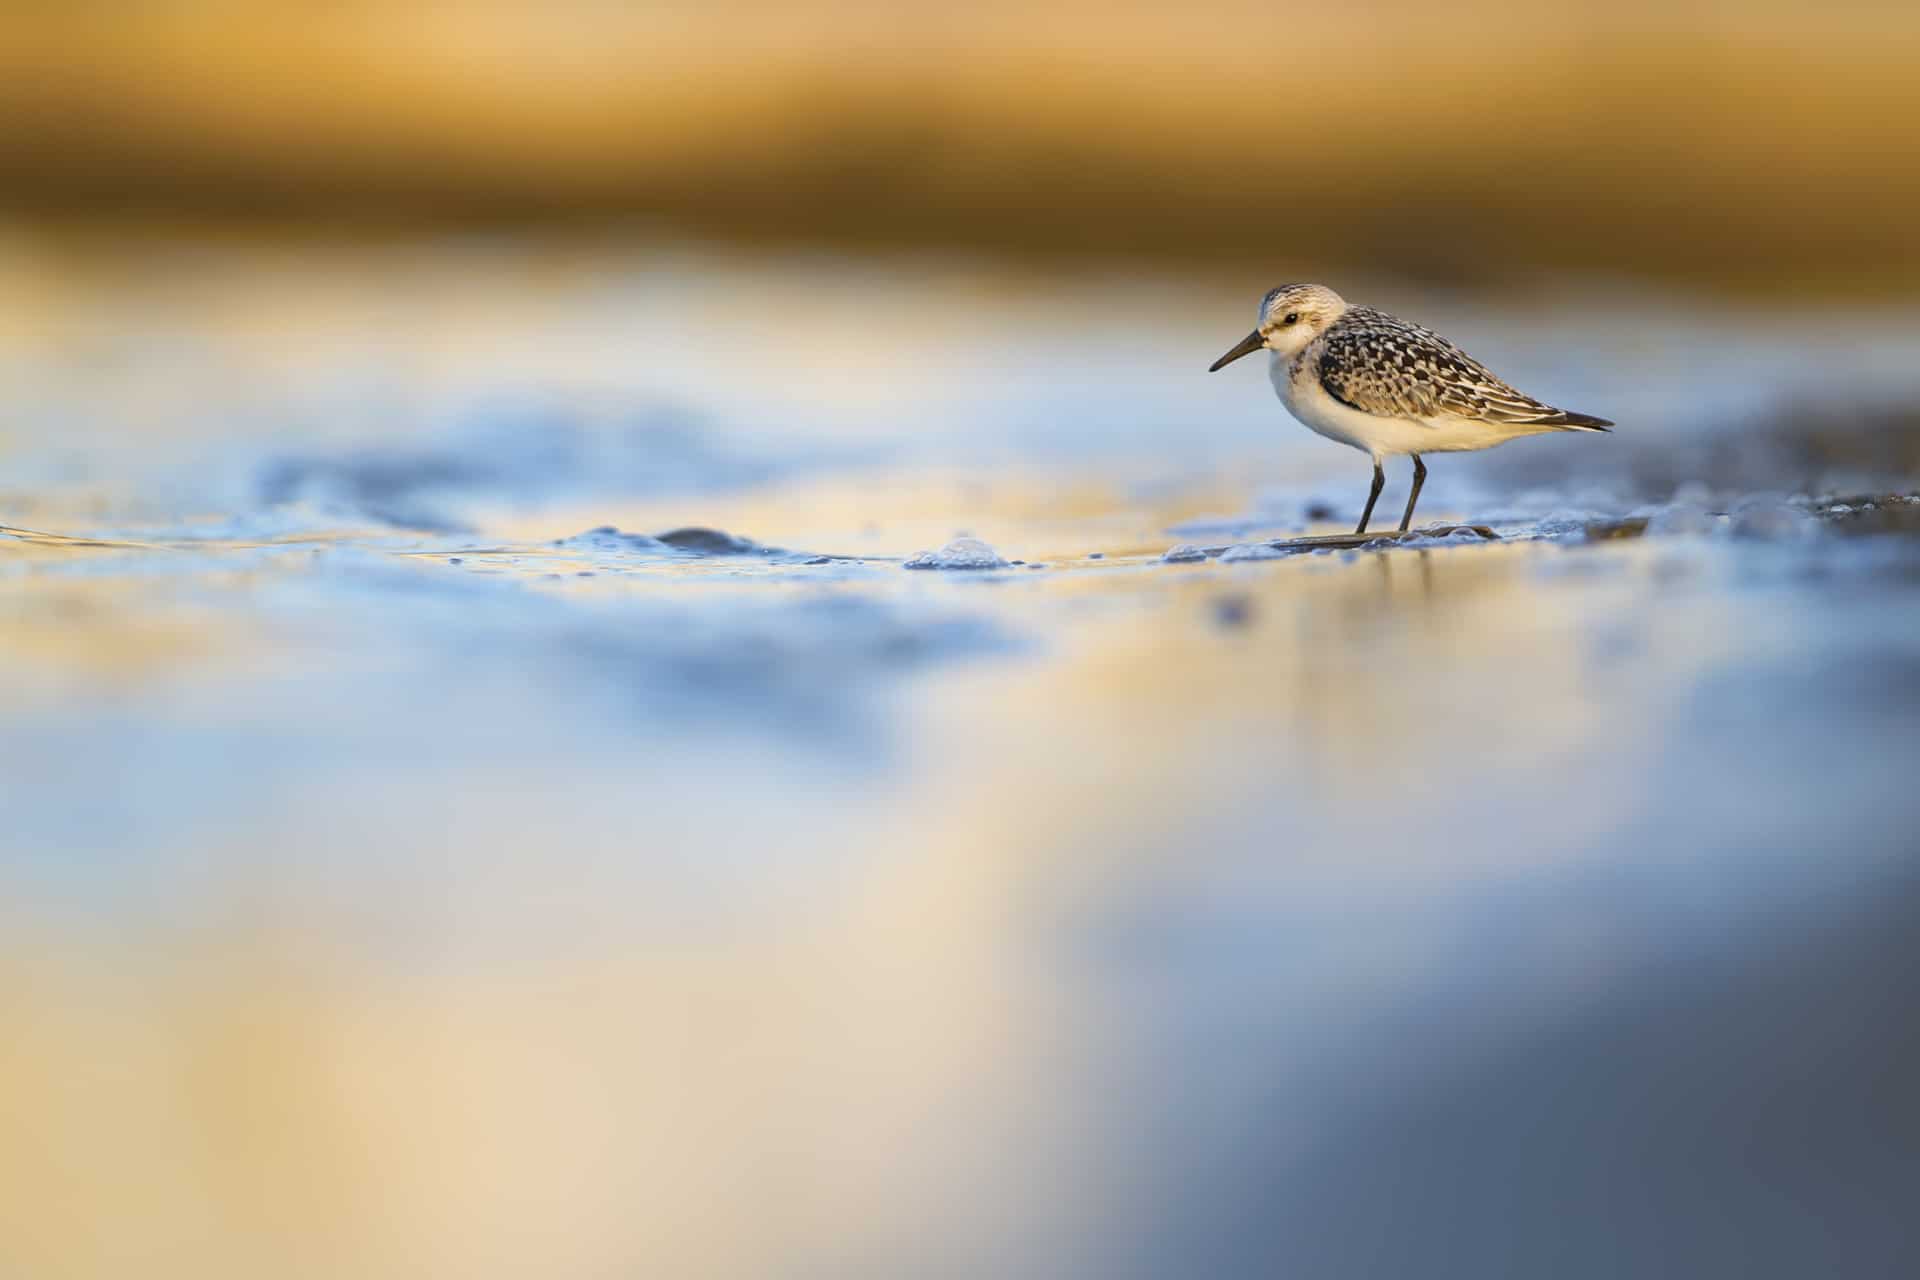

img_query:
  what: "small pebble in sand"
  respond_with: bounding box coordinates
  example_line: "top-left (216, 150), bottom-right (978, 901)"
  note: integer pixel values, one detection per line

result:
top-left (1212, 595), bottom-right (1254, 628)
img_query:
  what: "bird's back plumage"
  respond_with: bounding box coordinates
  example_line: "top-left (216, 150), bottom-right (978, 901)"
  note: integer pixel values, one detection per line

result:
top-left (1315, 306), bottom-right (1612, 431)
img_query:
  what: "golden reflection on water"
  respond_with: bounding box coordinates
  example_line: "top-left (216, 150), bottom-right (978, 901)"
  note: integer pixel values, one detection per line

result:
top-left (3, 475), bottom-right (1862, 1278)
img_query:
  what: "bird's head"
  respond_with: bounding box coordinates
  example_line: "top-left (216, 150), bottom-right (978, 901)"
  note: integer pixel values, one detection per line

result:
top-left (1209, 283), bottom-right (1348, 370)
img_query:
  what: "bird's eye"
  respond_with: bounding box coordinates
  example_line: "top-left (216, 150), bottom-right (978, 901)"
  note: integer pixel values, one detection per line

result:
top-left (1284, 312), bottom-right (1300, 325)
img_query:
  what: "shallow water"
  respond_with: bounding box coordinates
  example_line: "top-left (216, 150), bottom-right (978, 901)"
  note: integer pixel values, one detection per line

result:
top-left (3, 230), bottom-right (1919, 1278)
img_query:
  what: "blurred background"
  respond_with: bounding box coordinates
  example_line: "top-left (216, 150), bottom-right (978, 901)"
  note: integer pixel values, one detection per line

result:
top-left (4, 3), bottom-right (1919, 1278)
top-left (6, 0), bottom-right (1920, 293)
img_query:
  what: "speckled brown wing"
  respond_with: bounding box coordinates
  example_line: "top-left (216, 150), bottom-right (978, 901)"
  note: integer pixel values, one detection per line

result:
top-left (1317, 307), bottom-right (1609, 428)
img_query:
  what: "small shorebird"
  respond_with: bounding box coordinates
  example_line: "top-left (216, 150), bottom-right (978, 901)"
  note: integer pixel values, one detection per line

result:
top-left (1209, 284), bottom-right (1612, 534)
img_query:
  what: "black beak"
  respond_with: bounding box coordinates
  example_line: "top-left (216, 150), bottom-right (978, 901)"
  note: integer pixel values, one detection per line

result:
top-left (1209, 331), bottom-right (1265, 372)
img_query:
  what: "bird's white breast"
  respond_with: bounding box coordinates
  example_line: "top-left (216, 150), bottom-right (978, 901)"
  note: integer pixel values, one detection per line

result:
top-left (1269, 350), bottom-right (1416, 457)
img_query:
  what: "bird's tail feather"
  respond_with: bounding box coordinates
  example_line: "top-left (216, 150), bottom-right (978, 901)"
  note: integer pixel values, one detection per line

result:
top-left (1553, 409), bottom-right (1613, 432)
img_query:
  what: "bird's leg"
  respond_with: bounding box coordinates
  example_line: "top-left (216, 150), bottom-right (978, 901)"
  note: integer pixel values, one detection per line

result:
top-left (1398, 454), bottom-right (1427, 532)
top-left (1355, 459), bottom-right (1385, 535)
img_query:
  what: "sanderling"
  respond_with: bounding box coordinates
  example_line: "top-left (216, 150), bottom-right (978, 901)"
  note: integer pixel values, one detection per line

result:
top-left (1209, 284), bottom-right (1611, 534)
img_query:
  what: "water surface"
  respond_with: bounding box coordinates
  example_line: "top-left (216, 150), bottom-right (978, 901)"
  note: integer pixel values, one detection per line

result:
top-left (3, 229), bottom-right (1918, 1278)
